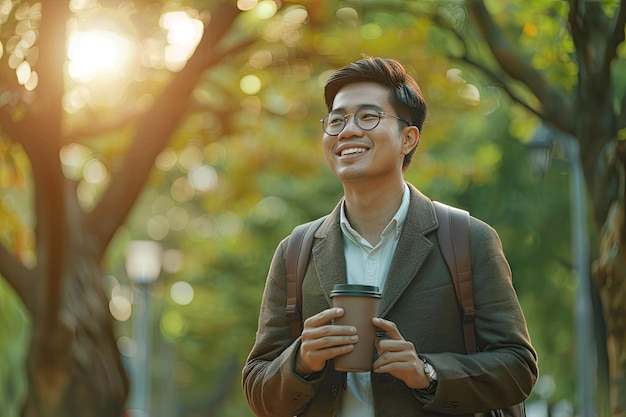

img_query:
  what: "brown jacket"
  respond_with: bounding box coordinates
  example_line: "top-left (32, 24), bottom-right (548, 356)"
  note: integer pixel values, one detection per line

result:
top-left (242, 184), bottom-right (538, 417)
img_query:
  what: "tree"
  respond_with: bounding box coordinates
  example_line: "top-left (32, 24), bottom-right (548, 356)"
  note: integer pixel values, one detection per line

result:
top-left (0, 1), bottom-right (255, 415)
top-left (429, 0), bottom-right (626, 414)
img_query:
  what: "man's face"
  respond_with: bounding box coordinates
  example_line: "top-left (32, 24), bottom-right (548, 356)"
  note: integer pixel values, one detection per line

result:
top-left (323, 82), bottom-right (415, 186)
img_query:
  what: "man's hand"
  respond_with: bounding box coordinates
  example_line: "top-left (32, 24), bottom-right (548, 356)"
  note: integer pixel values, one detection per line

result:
top-left (372, 317), bottom-right (429, 389)
top-left (296, 308), bottom-right (358, 376)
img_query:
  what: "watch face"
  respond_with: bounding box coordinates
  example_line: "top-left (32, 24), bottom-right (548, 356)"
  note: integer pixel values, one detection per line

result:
top-left (424, 363), bottom-right (437, 381)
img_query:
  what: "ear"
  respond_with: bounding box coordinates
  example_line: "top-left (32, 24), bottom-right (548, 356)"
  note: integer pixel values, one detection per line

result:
top-left (401, 126), bottom-right (420, 155)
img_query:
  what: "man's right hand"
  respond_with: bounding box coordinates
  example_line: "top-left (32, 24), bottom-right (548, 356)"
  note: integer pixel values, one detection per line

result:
top-left (295, 307), bottom-right (358, 376)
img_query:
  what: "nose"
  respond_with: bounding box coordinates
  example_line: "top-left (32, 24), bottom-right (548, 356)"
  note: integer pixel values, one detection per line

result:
top-left (337, 114), bottom-right (363, 139)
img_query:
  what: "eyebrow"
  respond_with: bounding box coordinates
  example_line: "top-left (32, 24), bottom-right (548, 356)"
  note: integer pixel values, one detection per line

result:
top-left (330, 104), bottom-right (384, 113)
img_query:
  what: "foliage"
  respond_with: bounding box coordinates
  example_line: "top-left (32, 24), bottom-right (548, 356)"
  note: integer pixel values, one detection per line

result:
top-left (0, 280), bottom-right (29, 417)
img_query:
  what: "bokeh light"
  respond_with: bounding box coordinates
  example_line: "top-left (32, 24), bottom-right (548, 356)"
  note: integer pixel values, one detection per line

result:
top-left (147, 215), bottom-right (170, 240)
top-left (59, 143), bottom-right (91, 180)
top-left (188, 164), bottom-right (218, 192)
top-left (160, 10), bottom-right (203, 72)
top-left (240, 74), bottom-right (262, 95)
top-left (237, 0), bottom-right (258, 11)
top-left (170, 281), bottom-right (194, 306)
top-left (83, 159), bottom-right (108, 184)
top-left (162, 249), bottom-right (183, 274)
top-left (161, 310), bottom-right (186, 338)
top-left (155, 148), bottom-right (178, 171)
top-left (255, 0), bottom-right (278, 19)
top-left (109, 294), bottom-right (132, 321)
top-left (186, 215), bottom-right (217, 242)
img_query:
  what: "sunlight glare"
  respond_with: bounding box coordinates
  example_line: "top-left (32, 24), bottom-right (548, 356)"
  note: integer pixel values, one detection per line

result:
top-left (67, 29), bottom-right (132, 83)
top-left (160, 11), bottom-right (203, 72)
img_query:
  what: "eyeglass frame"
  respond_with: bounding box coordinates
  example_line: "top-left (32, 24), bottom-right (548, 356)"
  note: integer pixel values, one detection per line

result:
top-left (320, 107), bottom-right (411, 136)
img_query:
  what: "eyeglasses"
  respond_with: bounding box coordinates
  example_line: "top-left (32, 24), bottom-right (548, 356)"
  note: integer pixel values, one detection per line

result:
top-left (320, 108), bottom-right (410, 136)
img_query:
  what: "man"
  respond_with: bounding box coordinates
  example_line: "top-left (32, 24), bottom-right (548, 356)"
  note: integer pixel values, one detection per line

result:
top-left (242, 57), bottom-right (538, 417)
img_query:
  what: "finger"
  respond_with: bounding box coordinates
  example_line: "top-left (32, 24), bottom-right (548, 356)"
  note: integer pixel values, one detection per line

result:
top-left (304, 307), bottom-right (344, 329)
top-left (373, 317), bottom-right (404, 340)
top-left (301, 308), bottom-right (357, 357)
top-left (377, 339), bottom-right (413, 355)
top-left (374, 359), bottom-right (418, 378)
top-left (373, 348), bottom-right (421, 376)
top-left (375, 345), bottom-right (416, 364)
top-left (303, 340), bottom-right (356, 360)
top-left (300, 332), bottom-right (357, 372)
top-left (302, 328), bottom-right (358, 348)
top-left (375, 335), bottom-right (402, 354)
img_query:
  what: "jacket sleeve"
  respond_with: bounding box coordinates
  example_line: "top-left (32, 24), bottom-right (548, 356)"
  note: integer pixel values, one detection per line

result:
top-left (241, 238), bottom-right (322, 417)
top-left (420, 218), bottom-right (539, 414)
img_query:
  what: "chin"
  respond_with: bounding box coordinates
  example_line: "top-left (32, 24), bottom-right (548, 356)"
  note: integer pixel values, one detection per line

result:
top-left (335, 169), bottom-right (369, 182)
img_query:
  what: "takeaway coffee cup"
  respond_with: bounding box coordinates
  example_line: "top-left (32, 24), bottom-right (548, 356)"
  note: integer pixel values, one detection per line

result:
top-left (330, 284), bottom-right (381, 372)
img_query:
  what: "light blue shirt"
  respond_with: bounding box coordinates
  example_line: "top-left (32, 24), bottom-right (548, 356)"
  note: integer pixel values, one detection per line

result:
top-left (337, 184), bottom-right (410, 417)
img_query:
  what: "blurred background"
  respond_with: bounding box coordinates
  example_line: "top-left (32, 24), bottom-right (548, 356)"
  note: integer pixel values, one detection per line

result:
top-left (1, 0), bottom-right (624, 416)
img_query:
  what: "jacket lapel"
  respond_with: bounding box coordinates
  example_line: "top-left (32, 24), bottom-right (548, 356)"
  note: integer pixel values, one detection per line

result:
top-left (380, 185), bottom-right (438, 316)
top-left (308, 185), bottom-right (438, 315)
top-left (380, 210), bottom-right (433, 317)
top-left (311, 204), bottom-right (347, 304)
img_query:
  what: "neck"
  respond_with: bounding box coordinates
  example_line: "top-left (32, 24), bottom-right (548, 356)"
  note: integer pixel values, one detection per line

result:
top-left (343, 180), bottom-right (405, 245)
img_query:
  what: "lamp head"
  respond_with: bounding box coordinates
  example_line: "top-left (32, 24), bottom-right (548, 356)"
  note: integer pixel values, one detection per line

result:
top-left (125, 240), bottom-right (162, 284)
top-left (527, 123), bottom-right (554, 179)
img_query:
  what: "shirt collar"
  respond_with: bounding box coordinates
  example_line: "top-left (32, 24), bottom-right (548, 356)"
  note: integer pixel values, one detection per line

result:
top-left (340, 183), bottom-right (410, 242)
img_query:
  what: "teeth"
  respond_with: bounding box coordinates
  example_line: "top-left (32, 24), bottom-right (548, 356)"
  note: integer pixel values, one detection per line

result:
top-left (341, 147), bottom-right (366, 156)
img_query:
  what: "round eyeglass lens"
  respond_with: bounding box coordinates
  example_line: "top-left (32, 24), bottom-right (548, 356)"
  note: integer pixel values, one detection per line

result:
top-left (322, 109), bottom-right (382, 135)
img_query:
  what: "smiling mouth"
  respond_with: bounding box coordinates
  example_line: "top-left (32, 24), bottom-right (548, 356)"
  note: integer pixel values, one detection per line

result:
top-left (340, 147), bottom-right (367, 156)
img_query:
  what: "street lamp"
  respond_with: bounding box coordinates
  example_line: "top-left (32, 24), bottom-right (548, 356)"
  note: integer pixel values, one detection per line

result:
top-left (525, 123), bottom-right (553, 179)
top-left (125, 240), bottom-right (162, 417)
top-left (526, 124), bottom-right (596, 417)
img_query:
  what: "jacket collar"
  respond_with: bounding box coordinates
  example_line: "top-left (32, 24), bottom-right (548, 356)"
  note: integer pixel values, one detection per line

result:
top-left (311, 183), bottom-right (438, 316)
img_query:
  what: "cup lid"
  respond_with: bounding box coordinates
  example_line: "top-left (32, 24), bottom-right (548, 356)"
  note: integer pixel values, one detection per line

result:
top-left (330, 284), bottom-right (381, 298)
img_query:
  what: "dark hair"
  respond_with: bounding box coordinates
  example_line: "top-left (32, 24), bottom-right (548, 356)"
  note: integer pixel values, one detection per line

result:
top-left (324, 57), bottom-right (428, 169)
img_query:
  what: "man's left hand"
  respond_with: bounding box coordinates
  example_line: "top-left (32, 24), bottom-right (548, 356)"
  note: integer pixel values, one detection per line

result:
top-left (372, 317), bottom-right (430, 389)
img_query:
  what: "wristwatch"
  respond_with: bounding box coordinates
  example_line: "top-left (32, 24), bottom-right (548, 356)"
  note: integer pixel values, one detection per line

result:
top-left (421, 357), bottom-right (438, 385)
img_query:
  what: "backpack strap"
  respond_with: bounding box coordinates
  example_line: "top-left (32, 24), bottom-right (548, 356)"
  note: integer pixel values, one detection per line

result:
top-left (433, 201), bottom-right (477, 354)
top-left (285, 217), bottom-right (326, 340)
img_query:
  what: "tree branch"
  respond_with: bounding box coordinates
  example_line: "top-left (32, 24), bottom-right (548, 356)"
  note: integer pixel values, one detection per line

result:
top-left (429, 13), bottom-right (544, 121)
top-left (604, 0), bottom-right (626, 76)
top-left (458, 56), bottom-right (543, 118)
top-left (568, 0), bottom-right (583, 43)
top-left (85, 2), bottom-right (254, 257)
top-left (465, 0), bottom-right (574, 129)
top-left (65, 109), bottom-right (143, 144)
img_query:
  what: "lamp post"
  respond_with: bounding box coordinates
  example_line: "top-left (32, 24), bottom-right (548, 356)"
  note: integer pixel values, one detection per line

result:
top-left (125, 240), bottom-right (162, 417)
top-left (526, 124), bottom-right (596, 417)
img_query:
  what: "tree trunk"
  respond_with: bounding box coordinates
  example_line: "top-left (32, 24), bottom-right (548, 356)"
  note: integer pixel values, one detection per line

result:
top-left (0, 2), bottom-right (244, 415)
top-left (22, 250), bottom-right (129, 417)
top-left (593, 140), bottom-right (626, 417)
